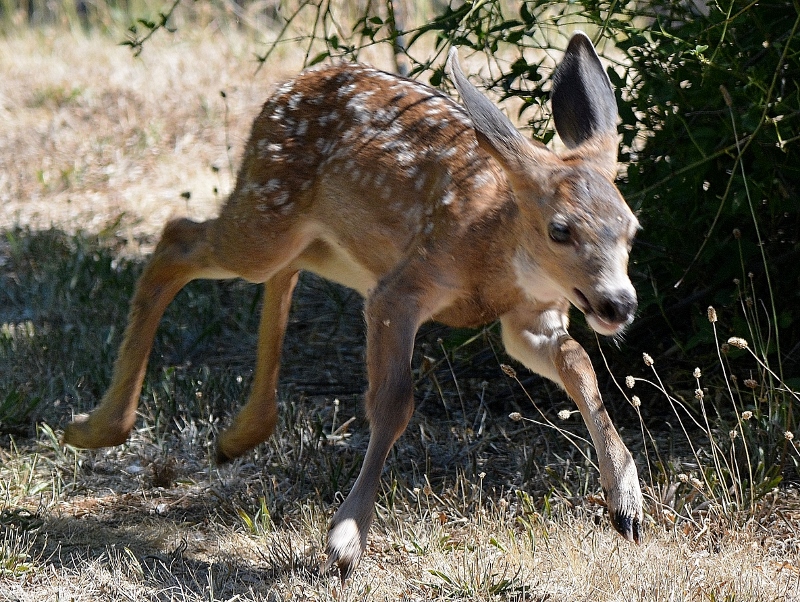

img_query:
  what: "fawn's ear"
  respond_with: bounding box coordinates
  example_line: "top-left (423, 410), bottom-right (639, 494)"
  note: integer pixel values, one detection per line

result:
top-left (447, 48), bottom-right (552, 178)
top-left (551, 32), bottom-right (619, 179)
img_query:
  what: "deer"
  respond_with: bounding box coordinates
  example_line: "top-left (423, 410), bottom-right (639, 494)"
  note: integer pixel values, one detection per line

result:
top-left (62, 32), bottom-right (643, 578)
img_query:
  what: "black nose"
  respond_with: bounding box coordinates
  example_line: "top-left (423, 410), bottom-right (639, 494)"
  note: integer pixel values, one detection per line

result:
top-left (596, 290), bottom-right (637, 324)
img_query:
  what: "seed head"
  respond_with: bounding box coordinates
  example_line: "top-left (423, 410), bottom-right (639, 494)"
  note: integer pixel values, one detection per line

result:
top-left (558, 409), bottom-right (571, 421)
top-left (729, 429), bottom-right (738, 440)
top-left (479, 472), bottom-right (486, 480)
top-left (695, 388), bottom-right (704, 401)
top-left (744, 379), bottom-right (757, 389)
top-left (720, 85), bottom-right (733, 107)
top-left (423, 483), bottom-right (433, 496)
top-left (625, 375), bottom-right (635, 389)
top-left (678, 473), bottom-right (689, 483)
top-left (509, 412), bottom-right (522, 422)
top-left (643, 353), bottom-right (654, 367)
top-left (631, 396), bottom-right (641, 408)
top-left (690, 477), bottom-right (704, 490)
top-left (707, 306), bottom-right (718, 323)
top-left (728, 337), bottom-right (749, 349)
top-left (785, 431), bottom-right (795, 441)
top-left (501, 364), bottom-right (517, 378)
top-left (693, 367), bottom-right (702, 379)
top-left (741, 411), bottom-right (753, 420)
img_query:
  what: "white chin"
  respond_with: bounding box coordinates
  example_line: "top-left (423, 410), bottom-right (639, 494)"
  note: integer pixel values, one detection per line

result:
top-left (586, 313), bottom-right (628, 336)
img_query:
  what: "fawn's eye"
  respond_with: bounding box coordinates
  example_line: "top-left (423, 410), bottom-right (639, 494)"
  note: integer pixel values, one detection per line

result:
top-left (548, 221), bottom-right (571, 244)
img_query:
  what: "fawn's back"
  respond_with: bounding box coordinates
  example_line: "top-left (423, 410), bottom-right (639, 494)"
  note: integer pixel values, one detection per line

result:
top-left (211, 63), bottom-right (518, 318)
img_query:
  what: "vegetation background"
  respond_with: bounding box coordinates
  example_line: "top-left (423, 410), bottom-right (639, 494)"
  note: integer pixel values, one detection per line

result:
top-left (0, 0), bottom-right (799, 599)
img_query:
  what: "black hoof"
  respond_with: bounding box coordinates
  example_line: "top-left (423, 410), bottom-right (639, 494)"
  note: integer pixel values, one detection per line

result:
top-left (610, 511), bottom-right (642, 544)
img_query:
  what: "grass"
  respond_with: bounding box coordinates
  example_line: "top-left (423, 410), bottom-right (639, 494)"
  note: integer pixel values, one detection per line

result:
top-left (1, 21), bottom-right (800, 602)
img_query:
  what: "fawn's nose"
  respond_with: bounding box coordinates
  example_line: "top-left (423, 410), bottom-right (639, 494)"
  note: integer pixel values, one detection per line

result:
top-left (595, 290), bottom-right (637, 326)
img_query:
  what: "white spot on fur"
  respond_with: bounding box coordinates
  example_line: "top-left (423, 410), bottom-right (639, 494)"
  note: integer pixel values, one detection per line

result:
top-left (472, 172), bottom-right (493, 190)
top-left (338, 82), bottom-right (357, 96)
top-left (374, 106), bottom-right (400, 125)
top-left (287, 93), bottom-right (303, 110)
top-left (397, 150), bottom-right (416, 165)
top-left (276, 80), bottom-right (295, 97)
top-left (318, 111), bottom-right (339, 126)
top-left (257, 141), bottom-right (283, 159)
top-left (269, 105), bottom-right (285, 122)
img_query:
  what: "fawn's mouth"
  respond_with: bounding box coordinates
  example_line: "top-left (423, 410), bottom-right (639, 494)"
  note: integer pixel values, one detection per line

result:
top-left (573, 288), bottom-right (629, 336)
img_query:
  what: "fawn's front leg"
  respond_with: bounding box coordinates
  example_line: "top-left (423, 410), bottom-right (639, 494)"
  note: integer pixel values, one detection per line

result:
top-left (325, 267), bottom-right (448, 579)
top-left (501, 304), bottom-right (643, 542)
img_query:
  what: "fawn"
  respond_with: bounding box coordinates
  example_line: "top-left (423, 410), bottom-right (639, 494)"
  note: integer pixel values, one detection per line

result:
top-left (63, 33), bottom-right (643, 577)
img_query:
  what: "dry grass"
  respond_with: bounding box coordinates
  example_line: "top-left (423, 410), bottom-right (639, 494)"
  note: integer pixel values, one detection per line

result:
top-left (0, 25), bottom-right (305, 245)
top-left (3, 422), bottom-right (800, 601)
top-left (2, 25), bottom-right (800, 602)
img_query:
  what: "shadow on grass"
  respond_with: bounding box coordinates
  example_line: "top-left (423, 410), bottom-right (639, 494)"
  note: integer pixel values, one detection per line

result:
top-left (1, 490), bottom-right (325, 597)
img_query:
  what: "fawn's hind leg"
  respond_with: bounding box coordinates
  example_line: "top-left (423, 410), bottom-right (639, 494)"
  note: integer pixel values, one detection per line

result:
top-left (62, 218), bottom-right (236, 449)
top-left (216, 268), bottom-right (299, 462)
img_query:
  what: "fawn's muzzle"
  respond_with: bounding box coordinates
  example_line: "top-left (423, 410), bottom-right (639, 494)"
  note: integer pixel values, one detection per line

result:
top-left (575, 288), bottom-right (637, 335)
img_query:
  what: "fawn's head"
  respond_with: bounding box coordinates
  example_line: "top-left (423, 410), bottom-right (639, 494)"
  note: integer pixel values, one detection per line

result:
top-left (448, 34), bottom-right (638, 336)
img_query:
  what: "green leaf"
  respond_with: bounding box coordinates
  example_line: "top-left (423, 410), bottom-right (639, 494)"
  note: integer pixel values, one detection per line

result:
top-left (307, 51), bottom-right (330, 67)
